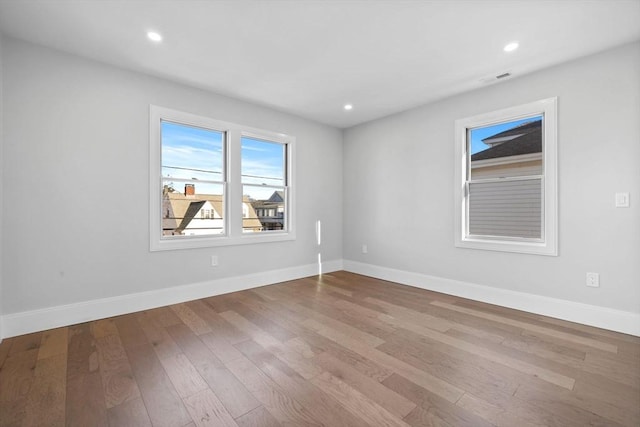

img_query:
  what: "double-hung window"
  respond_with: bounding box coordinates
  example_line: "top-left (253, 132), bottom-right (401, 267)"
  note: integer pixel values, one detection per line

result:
top-left (454, 98), bottom-right (557, 255)
top-left (150, 106), bottom-right (295, 251)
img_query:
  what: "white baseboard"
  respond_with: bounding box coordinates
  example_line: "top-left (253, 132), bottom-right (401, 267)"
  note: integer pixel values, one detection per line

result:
top-left (3, 258), bottom-right (637, 340)
top-left (343, 260), bottom-right (640, 337)
top-left (1, 259), bottom-right (343, 339)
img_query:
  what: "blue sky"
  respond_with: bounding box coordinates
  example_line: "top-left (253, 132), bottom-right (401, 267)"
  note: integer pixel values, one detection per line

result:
top-left (161, 121), bottom-right (285, 199)
top-left (470, 115), bottom-right (542, 154)
top-left (241, 137), bottom-right (285, 200)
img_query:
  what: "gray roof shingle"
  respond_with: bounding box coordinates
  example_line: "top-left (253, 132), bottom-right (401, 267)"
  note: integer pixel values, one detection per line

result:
top-left (472, 120), bottom-right (542, 161)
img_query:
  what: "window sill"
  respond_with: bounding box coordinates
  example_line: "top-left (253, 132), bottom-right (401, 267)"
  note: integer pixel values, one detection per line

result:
top-left (151, 231), bottom-right (296, 251)
top-left (455, 237), bottom-right (557, 256)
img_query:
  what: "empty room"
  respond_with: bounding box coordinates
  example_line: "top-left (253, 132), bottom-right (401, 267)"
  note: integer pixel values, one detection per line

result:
top-left (0, 1), bottom-right (638, 426)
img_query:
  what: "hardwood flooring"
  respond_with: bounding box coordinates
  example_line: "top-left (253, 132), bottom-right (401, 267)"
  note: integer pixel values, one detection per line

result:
top-left (1, 271), bottom-right (638, 426)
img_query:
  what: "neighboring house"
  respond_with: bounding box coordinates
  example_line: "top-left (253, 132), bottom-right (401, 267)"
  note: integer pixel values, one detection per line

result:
top-left (251, 190), bottom-right (285, 231)
top-left (469, 119), bottom-right (542, 238)
top-left (470, 119), bottom-right (542, 179)
top-left (163, 184), bottom-right (262, 235)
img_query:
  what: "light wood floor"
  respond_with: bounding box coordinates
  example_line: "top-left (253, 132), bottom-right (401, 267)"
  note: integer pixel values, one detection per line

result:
top-left (1, 271), bottom-right (639, 427)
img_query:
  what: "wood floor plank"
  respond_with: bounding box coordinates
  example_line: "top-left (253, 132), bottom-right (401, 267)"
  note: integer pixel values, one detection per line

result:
top-left (572, 374), bottom-right (640, 426)
top-left (455, 393), bottom-right (540, 427)
top-left (235, 295), bottom-right (313, 338)
top-left (283, 336), bottom-right (319, 359)
top-left (310, 370), bottom-right (411, 427)
top-left (583, 351), bottom-right (640, 388)
top-left (295, 329), bottom-right (394, 382)
top-left (0, 338), bottom-right (13, 369)
top-left (224, 355), bottom-right (322, 426)
top-left (136, 311), bottom-right (182, 360)
top-left (195, 363), bottom-right (261, 419)
top-left (91, 318), bottom-right (119, 339)
top-left (431, 300), bottom-right (618, 353)
top-left (23, 353), bottom-right (67, 426)
top-left (294, 300), bottom-right (388, 347)
top-left (514, 381), bottom-right (628, 426)
top-left (159, 352), bottom-right (209, 398)
top-left (7, 332), bottom-right (42, 357)
top-left (230, 301), bottom-right (298, 342)
top-left (235, 339), bottom-right (371, 427)
top-left (367, 296), bottom-right (506, 343)
top-left (498, 329), bottom-right (586, 366)
top-left (379, 310), bottom-right (576, 389)
top-left (171, 303), bottom-right (213, 336)
top-left (65, 371), bottom-right (108, 427)
top-left (183, 388), bottom-right (238, 427)
top-left (380, 330), bottom-right (521, 399)
top-left (125, 342), bottom-right (192, 427)
top-left (303, 317), bottom-right (465, 403)
top-left (382, 373), bottom-right (495, 427)
top-left (145, 306), bottom-right (183, 328)
top-left (37, 327), bottom-right (68, 360)
top-left (0, 348), bottom-right (38, 427)
top-left (95, 334), bottom-right (141, 408)
top-left (165, 322), bottom-right (260, 419)
top-left (0, 348), bottom-right (38, 404)
top-left (296, 294), bottom-right (396, 341)
top-left (113, 313), bottom-right (148, 351)
top-left (99, 355), bottom-right (141, 409)
top-left (106, 396), bottom-right (152, 427)
top-left (234, 406), bottom-right (281, 427)
top-left (403, 405), bottom-right (453, 427)
top-left (188, 300), bottom-right (251, 345)
top-left (165, 323), bottom-right (224, 369)
top-left (364, 296), bottom-right (451, 333)
top-left (314, 351), bottom-right (417, 418)
top-left (199, 331), bottom-right (245, 363)
top-left (220, 310), bottom-right (323, 380)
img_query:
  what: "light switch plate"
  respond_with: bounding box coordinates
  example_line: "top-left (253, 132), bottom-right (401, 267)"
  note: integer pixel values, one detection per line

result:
top-left (615, 193), bottom-right (630, 208)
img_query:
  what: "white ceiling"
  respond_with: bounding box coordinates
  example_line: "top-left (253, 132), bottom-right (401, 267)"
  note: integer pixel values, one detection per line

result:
top-left (0, 0), bottom-right (639, 128)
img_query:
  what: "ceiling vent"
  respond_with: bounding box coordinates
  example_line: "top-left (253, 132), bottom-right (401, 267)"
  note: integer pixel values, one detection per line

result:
top-left (479, 71), bottom-right (513, 84)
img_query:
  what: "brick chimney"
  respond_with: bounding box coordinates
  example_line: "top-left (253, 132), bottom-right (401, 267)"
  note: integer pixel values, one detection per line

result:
top-left (184, 183), bottom-right (195, 197)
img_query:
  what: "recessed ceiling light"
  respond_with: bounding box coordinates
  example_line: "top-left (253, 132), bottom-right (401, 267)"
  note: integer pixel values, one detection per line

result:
top-left (344, 104), bottom-right (353, 111)
top-left (504, 42), bottom-right (519, 52)
top-left (147, 31), bottom-right (163, 42)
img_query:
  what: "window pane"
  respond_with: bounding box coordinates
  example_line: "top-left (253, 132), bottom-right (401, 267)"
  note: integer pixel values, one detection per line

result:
top-left (243, 185), bottom-right (285, 233)
top-left (161, 121), bottom-right (224, 182)
top-left (162, 180), bottom-right (224, 236)
top-left (241, 137), bottom-right (286, 234)
top-left (466, 115), bottom-right (543, 240)
top-left (241, 137), bottom-right (285, 186)
top-left (469, 116), bottom-right (543, 180)
top-left (468, 178), bottom-right (542, 239)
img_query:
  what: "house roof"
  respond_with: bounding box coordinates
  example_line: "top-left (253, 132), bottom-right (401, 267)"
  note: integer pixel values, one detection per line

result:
top-left (481, 119), bottom-right (541, 142)
top-left (175, 200), bottom-right (206, 234)
top-left (472, 120), bottom-right (542, 161)
top-left (163, 191), bottom-right (262, 232)
top-left (268, 191), bottom-right (285, 203)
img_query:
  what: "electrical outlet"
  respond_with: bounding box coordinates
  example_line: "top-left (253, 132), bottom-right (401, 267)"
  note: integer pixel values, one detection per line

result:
top-left (211, 255), bottom-right (218, 267)
top-left (362, 244), bottom-right (368, 254)
top-left (586, 272), bottom-right (599, 287)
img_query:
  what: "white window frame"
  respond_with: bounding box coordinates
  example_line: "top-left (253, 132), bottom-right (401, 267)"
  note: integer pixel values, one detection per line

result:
top-left (454, 97), bottom-right (558, 256)
top-left (150, 105), bottom-right (295, 251)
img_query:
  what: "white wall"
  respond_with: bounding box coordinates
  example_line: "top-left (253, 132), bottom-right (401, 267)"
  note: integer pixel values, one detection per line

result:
top-left (1, 38), bottom-right (343, 323)
top-left (344, 42), bottom-right (640, 316)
